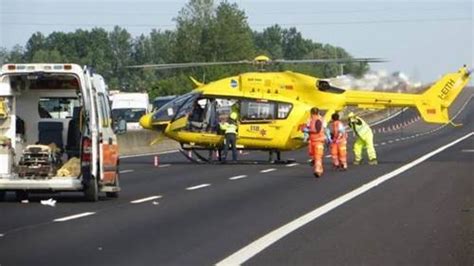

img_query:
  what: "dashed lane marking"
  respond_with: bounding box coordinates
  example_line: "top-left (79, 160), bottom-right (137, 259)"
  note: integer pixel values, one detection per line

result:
top-left (216, 132), bottom-right (474, 266)
top-left (54, 212), bottom-right (96, 222)
top-left (381, 142), bottom-right (386, 145)
top-left (119, 169), bottom-right (134, 174)
top-left (260, 168), bottom-right (276, 173)
top-left (186, 184), bottom-right (211, 190)
top-left (120, 149), bottom-right (179, 159)
top-left (229, 175), bottom-right (248, 180)
top-left (286, 163), bottom-right (299, 167)
top-left (130, 195), bottom-right (163, 204)
top-left (461, 149), bottom-right (474, 152)
top-left (159, 164), bottom-right (171, 168)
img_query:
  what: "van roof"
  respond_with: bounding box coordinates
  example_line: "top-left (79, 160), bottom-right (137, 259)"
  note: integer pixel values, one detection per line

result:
top-left (1, 64), bottom-right (83, 74)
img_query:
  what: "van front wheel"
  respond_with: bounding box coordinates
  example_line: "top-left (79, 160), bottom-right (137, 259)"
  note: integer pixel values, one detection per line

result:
top-left (84, 178), bottom-right (98, 202)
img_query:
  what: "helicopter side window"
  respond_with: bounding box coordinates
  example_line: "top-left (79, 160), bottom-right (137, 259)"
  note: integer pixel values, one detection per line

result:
top-left (277, 103), bottom-right (293, 119)
top-left (241, 100), bottom-right (276, 121)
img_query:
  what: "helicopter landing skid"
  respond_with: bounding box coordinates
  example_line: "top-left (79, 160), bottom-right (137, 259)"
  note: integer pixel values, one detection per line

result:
top-left (271, 159), bottom-right (296, 164)
top-left (179, 149), bottom-right (205, 164)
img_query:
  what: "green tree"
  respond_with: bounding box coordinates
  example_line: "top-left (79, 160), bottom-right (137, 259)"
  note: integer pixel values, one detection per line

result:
top-left (31, 49), bottom-right (63, 63)
top-left (174, 0), bottom-right (215, 62)
top-left (108, 26), bottom-right (133, 90)
top-left (24, 32), bottom-right (46, 61)
top-left (253, 25), bottom-right (284, 59)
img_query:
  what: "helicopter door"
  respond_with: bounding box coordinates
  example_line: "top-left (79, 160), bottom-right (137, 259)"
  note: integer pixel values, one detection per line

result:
top-left (238, 100), bottom-right (277, 140)
top-left (168, 93), bottom-right (201, 131)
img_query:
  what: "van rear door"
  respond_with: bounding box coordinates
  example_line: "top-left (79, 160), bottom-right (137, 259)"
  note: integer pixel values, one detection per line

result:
top-left (97, 92), bottom-right (118, 185)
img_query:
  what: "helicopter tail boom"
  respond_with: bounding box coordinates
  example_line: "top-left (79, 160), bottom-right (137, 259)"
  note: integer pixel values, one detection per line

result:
top-left (342, 66), bottom-right (470, 124)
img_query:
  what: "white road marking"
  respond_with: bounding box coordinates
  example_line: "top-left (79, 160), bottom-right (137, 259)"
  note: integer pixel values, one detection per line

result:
top-left (374, 144), bottom-right (379, 147)
top-left (381, 142), bottom-right (386, 145)
top-left (131, 195), bottom-right (162, 204)
top-left (119, 169), bottom-right (134, 174)
top-left (0, 233), bottom-right (4, 237)
top-left (120, 149), bottom-right (179, 159)
top-left (216, 132), bottom-right (474, 266)
top-left (229, 175), bottom-right (248, 180)
top-left (286, 163), bottom-right (299, 167)
top-left (461, 149), bottom-right (474, 152)
top-left (395, 139), bottom-right (400, 142)
top-left (159, 164), bottom-right (171, 168)
top-left (186, 184), bottom-right (211, 190)
top-left (388, 140), bottom-right (394, 143)
top-left (260, 168), bottom-right (276, 173)
top-left (54, 212), bottom-right (96, 222)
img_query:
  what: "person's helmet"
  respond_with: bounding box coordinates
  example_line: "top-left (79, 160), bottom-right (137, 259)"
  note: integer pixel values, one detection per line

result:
top-left (230, 112), bottom-right (238, 120)
top-left (347, 112), bottom-right (355, 118)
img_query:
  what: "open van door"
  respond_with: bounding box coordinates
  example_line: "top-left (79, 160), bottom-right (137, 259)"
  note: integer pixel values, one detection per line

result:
top-left (93, 76), bottom-right (120, 197)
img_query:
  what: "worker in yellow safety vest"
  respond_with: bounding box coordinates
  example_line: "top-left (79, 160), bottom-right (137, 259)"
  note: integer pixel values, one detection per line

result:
top-left (220, 112), bottom-right (239, 162)
top-left (347, 112), bottom-right (378, 165)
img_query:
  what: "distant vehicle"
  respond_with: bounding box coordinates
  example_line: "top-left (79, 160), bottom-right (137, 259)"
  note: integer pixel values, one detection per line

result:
top-left (152, 95), bottom-right (177, 112)
top-left (0, 63), bottom-right (121, 202)
top-left (110, 92), bottom-right (149, 130)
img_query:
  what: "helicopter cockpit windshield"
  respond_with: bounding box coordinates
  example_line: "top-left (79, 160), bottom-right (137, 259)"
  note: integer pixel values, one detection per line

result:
top-left (152, 92), bottom-right (200, 122)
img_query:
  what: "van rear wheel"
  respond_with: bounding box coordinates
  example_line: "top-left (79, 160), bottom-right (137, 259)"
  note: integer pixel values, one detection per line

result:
top-left (106, 171), bottom-right (120, 198)
top-left (84, 178), bottom-right (98, 202)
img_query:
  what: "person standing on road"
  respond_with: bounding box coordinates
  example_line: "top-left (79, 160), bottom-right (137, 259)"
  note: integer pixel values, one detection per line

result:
top-left (327, 112), bottom-right (348, 170)
top-left (306, 107), bottom-right (326, 177)
top-left (347, 112), bottom-right (378, 165)
top-left (220, 112), bottom-right (238, 162)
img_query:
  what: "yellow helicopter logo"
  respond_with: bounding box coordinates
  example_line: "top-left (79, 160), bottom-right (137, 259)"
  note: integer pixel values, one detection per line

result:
top-left (133, 56), bottom-right (471, 162)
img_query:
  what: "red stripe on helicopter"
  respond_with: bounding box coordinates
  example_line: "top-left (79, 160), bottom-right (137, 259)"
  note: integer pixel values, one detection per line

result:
top-left (427, 108), bottom-right (437, 114)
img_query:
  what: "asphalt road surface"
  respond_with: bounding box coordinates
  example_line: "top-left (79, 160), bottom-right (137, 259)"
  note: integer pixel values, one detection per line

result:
top-left (1, 87), bottom-right (473, 266)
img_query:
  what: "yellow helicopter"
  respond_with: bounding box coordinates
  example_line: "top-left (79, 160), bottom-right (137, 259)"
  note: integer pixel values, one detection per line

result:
top-left (134, 56), bottom-right (471, 163)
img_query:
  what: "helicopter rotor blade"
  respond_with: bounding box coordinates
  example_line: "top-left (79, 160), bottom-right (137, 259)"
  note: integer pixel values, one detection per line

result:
top-left (126, 60), bottom-right (251, 69)
top-left (126, 57), bottom-right (386, 70)
top-left (273, 58), bottom-right (387, 64)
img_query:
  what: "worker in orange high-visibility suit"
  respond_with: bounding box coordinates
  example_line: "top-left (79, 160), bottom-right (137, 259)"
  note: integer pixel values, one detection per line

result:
top-left (327, 112), bottom-right (348, 170)
top-left (307, 107), bottom-right (326, 178)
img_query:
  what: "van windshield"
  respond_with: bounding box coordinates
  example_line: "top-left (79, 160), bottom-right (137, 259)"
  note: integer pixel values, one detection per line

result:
top-left (111, 108), bottom-right (146, 123)
top-left (38, 97), bottom-right (80, 119)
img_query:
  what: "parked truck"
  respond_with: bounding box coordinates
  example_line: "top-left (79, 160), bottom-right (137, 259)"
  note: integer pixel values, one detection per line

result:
top-left (0, 63), bottom-right (120, 202)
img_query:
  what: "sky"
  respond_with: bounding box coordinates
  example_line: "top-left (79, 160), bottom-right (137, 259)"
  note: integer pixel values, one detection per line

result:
top-left (0, 0), bottom-right (472, 84)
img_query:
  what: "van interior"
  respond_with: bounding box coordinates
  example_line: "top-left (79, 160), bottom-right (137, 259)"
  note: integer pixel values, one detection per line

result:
top-left (3, 73), bottom-right (84, 179)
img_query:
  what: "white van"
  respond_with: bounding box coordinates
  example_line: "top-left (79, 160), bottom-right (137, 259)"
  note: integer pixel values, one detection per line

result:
top-left (110, 92), bottom-right (149, 130)
top-left (0, 64), bottom-right (120, 202)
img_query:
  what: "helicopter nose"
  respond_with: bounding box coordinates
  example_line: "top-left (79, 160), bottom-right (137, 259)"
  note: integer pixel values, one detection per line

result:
top-left (139, 113), bottom-right (154, 129)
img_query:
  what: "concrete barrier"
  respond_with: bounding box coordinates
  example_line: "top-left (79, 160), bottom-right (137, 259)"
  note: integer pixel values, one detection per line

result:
top-left (117, 130), bottom-right (179, 156)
